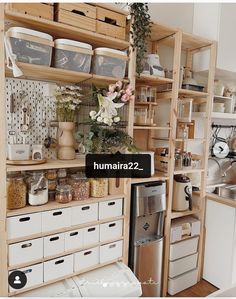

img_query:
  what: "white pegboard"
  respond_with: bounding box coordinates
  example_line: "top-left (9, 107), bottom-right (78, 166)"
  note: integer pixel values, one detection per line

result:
top-left (5, 78), bottom-right (57, 159)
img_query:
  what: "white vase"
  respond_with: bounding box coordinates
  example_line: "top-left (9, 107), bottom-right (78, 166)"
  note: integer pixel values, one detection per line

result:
top-left (58, 122), bottom-right (76, 160)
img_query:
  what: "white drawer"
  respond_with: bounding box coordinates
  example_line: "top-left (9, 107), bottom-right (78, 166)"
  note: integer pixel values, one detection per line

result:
top-left (168, 268), bottom-right (198, 295)
top-left (100, 240), bottom-right (123, 263)
top-left (99, 199), bottom-right (123, 220)
top-left (169, 236), bottom-right (199, 261)
top-left (9, 263), bottom-right (43, 293)
top-left (7, 213), bottom-right (42, 240)
top-left (44, 254), bottom-right (73, 282)
top-left (65, 229), bottom-right (83, 251)
top-left (8, 238), bottom-right (43, 267)
top-left (100, 220), bottom-right (123, 242)
top-left (74, 247), bottom-right (99, 272)
top-left (71, 203), bottom-right (98, 226)
top-left (42, 208), bottom-right (71, 233)
top-left (83, 225), bottom-right (99, 247)
top-left (44, 233), bottom-right (65, 258)
top-left (169, 253), bottom-right (198, 278)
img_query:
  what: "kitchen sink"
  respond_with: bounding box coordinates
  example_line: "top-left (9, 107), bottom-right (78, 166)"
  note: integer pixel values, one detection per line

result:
top-left (214, 184), bottom-right (236, 200)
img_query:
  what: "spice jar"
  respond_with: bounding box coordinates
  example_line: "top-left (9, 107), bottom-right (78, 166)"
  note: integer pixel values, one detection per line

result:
top-left (26, 171), bottom-right (48, 206)
top-left (46, 169), bottom-right (57, 180)
top-left (7, 173), bottom-right (27, 209)
top-left (69, 173), bottom-right (90, 201)
top-left (90, 178), bottom-right (108, 198)
top-left (58, 168), bottom-right (67, 178)
top-left (48, 179), bottom-right (57, 191)
top-left (48, 190), bottom-right (56, 201)
top-left (55, 185), bottom-right (73, 203)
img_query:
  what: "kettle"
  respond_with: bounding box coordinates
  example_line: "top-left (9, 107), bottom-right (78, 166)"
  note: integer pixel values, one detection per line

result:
top-left (172, 175), bottom-right (192, 211)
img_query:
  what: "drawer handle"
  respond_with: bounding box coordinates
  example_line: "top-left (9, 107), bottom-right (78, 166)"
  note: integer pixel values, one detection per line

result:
top-left (82, 206), bottom-right (90, 211)
top-left (109, 223), bottom-right (116, 228)
top-left (108, 202), bottom-right (115, 206)
top-left (21, 242), bottom-right (32, 248)
top-left (70, 232), bottom-right (79, 237)
top-left (55, 259), bottom-right (64, 265)
top-left (88, 227), bottom-right (96, 232)
top-left (50, 236), bottom-right (59, 242)
top-left (53, 211), bottom-right (62, 216)
top-left (109, 244), bottom-right (116, 249)
top-left (84, 251), bottom-right (92, 256)
top-left (19, 217), bottom-right (30, 222)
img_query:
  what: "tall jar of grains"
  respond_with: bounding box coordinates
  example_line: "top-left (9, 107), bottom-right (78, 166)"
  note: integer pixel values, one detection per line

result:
top-left (90, 178), bottom-right (108, 198)
top-left (69, 173), bottom-right (90, 201)
top-left (7, 173), bottom-right (27, 209)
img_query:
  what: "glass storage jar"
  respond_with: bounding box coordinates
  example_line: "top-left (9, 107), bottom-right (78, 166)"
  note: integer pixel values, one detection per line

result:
top-left (46, 169), bottom-right (57, 180)
top-left (57, 168), bottom-right (67, 178)
top-left (7, 173), bottom-right (27, 209)
top-left (26, 171), bottom-right (48, 206)
top-left (69, 173), bottom-right (90, 201)
top-left (90, 178), bottom-right (108, 198)
top-left (48, 179), bottom-right (57, 191)
top-left (55, 185), bottom-right (73, 203)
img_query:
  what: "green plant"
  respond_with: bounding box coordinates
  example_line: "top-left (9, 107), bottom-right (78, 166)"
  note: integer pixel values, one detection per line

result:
top-left (129, 3), bottom-right (152, 75)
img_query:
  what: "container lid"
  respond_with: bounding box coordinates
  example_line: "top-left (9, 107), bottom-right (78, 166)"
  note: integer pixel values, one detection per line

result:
top-left (94, 47), bottom-right (127, 57)
top-left (71, 173), bottom-right (87, 180)
top-left (174, 174), bottom-right (190, 183)
top-left (7, 27), bottom-right (53, 41)
top-left (54, 39), bottom-right (92, 50)
top-left (56, 184), bottom-right (72, 192)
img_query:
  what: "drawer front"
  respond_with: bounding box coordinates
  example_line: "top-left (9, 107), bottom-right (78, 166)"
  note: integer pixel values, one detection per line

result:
top-left (83, 225), bottom-right (99, 247)
top-left (99, 199), bottom-right (123, 220)
top-left (65, 229), bottom-right (83, 251)
top-left (168, 269), bottom-right (198, 296)
top-left (100, 220), bottom-right (123, 242)
top-left (7, 213), bottom-right (42, 240)
top-left (44, 233), bottom-right (65, 258)
top-left (74, 247), bottom-right (99, 272)
top-left (71, 203), bottom-right (98, 225)
top-left (9, 238), bottom-right (43, 267)
top-left (9, 263), bottom-right (43, 292)
top-left (169, 253), bottom-right (198, 278)
top-left (100, 240), bottom-right (123, 263)
top-left (169, 236), bottom-right (199, 261)
top-left (44, 254), bottom-right (73, 282)
top-left (42, 208), bottom-right (71, 233)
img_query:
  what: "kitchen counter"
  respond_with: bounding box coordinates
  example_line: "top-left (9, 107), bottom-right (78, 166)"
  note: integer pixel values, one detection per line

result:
top-left (206, 192), bottom-right (236, 208)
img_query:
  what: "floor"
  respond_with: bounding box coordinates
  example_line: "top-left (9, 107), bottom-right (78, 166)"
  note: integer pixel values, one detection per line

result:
top-left (168, 279), bottom-right (218, 297)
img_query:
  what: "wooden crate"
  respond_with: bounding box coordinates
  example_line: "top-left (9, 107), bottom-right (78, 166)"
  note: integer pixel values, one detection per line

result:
top-left (5, 3), bottom-right (54, 21)
top-left (55, 3), bottom-right (96, 32)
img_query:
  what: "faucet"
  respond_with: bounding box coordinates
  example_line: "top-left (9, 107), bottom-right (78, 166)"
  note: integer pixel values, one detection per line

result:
top-left (222, 160), bottom-right (236, 177)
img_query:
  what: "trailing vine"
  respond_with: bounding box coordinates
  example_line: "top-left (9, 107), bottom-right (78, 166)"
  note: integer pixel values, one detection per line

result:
top-left (129, 3), bottom-right (152, 75)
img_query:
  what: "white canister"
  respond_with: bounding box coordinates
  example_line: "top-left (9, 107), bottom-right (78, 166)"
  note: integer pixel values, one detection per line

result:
top-left (27, 171), bottom-right (48, 206)
top-left (139, 151), bottom-right (155, 176)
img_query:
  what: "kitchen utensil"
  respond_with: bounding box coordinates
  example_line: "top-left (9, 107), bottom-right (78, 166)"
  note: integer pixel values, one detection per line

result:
top-left (41, 109), bottom-right (47, 127)
top-left (213, 141), bottom-right (229, 158)
top-left (173, 175), bottom-right (192, 211)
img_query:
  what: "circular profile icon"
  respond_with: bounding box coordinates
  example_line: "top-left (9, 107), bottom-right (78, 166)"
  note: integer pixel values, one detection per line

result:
top-left (8, 271), bottom-right (27, 289)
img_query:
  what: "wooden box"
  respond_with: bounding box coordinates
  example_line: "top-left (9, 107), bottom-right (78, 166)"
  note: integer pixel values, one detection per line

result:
top-left (55, 3), bottom-right (96, 32)
top-left (5, 3), bottom-right (54, 21)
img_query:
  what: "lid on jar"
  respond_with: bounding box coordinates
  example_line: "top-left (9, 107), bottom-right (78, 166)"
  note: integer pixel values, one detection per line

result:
top-left (7, 172), bottom-right (24, 180)
top-left (71, 172), bottom-right (87, 180)
top-left (57, 168), bottom-right (67, 178)
top-left (56, 184), bottom-right (72, 192)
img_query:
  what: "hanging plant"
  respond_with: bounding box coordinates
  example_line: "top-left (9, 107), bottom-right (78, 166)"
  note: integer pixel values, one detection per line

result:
top-left (129, 3), bottom-right (152, 75)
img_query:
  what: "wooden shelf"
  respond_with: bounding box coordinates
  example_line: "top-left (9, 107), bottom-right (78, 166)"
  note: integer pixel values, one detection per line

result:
top-left (179, 88), bottom-right (209, 98)
top-left (211, 112), bottom-right (236, 119)
top-left (5, 10), bottom-right (129, 50)
top-left (6, 158), bottom-right (85, 172)
top-left (135, 102), bottom-right (158, 106)
top-left (174, 168), bottom-right (205, 175)
top-left (136, 73), bottom-right (174, 86)
top-left (131, 172), bottom-right (169, 184)
top-left (175, 138), bottom-right (206, 142)
top-left (7, 194), bottom-right (124, 217)
top-left (171, 207), bottom-right (201, 219)
top-left (182, 31), bottom-right (212, 50)
top-left (133, 126), bottom-right (171, 130)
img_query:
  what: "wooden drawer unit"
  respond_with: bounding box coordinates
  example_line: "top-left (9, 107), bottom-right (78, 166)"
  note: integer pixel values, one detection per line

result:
top-left (5, 3), bottom-right (54, 20)
top-left (55, 3), bottom-right (96, 32)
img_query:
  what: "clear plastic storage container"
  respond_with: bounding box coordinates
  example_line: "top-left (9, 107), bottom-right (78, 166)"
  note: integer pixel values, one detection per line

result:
top-left (92, 48), bottom-right (128, 78)
top-left (6, 27), bottom-right (53, 66)
top-left (53, 39), bottom-right (93, 73)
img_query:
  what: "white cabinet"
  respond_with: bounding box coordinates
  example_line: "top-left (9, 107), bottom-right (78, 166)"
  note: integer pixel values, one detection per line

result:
top-left (203, 199), bottom-right (236, 288)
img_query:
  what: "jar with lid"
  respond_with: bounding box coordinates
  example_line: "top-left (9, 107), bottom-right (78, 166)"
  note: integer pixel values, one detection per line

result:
top-left (57, 168), bottom-right (67, 178)
top-left (69, 173), bottom-right (90, 201)
top-left (55, 185), bottom-right (73, 203)
top-left (46, 169), bottom-right (57, 180)
top-left (90, 178), bottom-right (108, 198)
top-left (26, 171), bottom-right (48, 206)
top-left (7, 173), bottom-right (27, 209)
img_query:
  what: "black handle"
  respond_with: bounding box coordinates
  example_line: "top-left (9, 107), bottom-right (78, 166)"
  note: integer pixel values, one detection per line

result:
top-left (21, 242), bottom-right (32, 248)
top-left (53, 211), bottom-right (62, 216)
top-left (185, 186), bottom-right (193, 211)
top-left (109, 244), bottom-right (116, 249)
top-left (88, 227), bottom-right (96, 232)
top-left (108, 202), bottom-right (115, 206)
top-left (70, 232), bottom-right (79, 237)
top-left (19, 217), bottom-right (30, 222)
top-left (50, 236), bottom-right (59, 242)
top-left (82, 206), bottom-right (90, 211)
top-left (144, 181), bottom-right (164, 187)
top-left (84, 251), bottom-right (92, 255)
top-left (55, 259), bottom-right (64, 265)
top-left (109, 223), bottom-right (116, 227)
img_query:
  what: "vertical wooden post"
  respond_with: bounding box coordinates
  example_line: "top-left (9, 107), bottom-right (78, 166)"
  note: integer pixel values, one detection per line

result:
top-left (0, 3), bottom-right (8, 297)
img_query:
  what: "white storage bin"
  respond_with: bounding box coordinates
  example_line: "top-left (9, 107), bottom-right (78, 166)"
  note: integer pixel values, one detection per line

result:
top-left (169, 253), bottom-right (198, 278)
top-left (53, 39), bottom-right (93, 73)
top-left (169, 236), bottom-right (199, 261)
top-left (7, 144), bottom-right (30, 161)
top-left (74, 246), bottom-right (99, 272)
top-left (8, 238), bottom-right (43, 267)
top-left (100, 220), bottom-right (123, 242)
top-left (7, 213), bottom-right (42, 240)
top-left (83, 225), bottom-right (99, 247)
top-left (99, 198), bottom-right (123, 220)
top-left (92, 48), bottom-right (128, 78)
top-left (6, 27), bottom-right (53, 66)
top-left (44, 254), bottom-right (73, 282)
top-left (168, 268), bottom-right (198, 295)
top-left (170, 216), bottom-right (200, 243)
top-left (44, 233), bottom-right (65, 258)
top-left (100, 240), bottom-right (123, 263)
top-left (42, 208), bottom-right (71, 233)
top-left (9, 263), bottom-right (43, 293)
top-left (71, 203), bottom-right (98, 226)
top-left (65, 229), bottom-right (83, 251)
